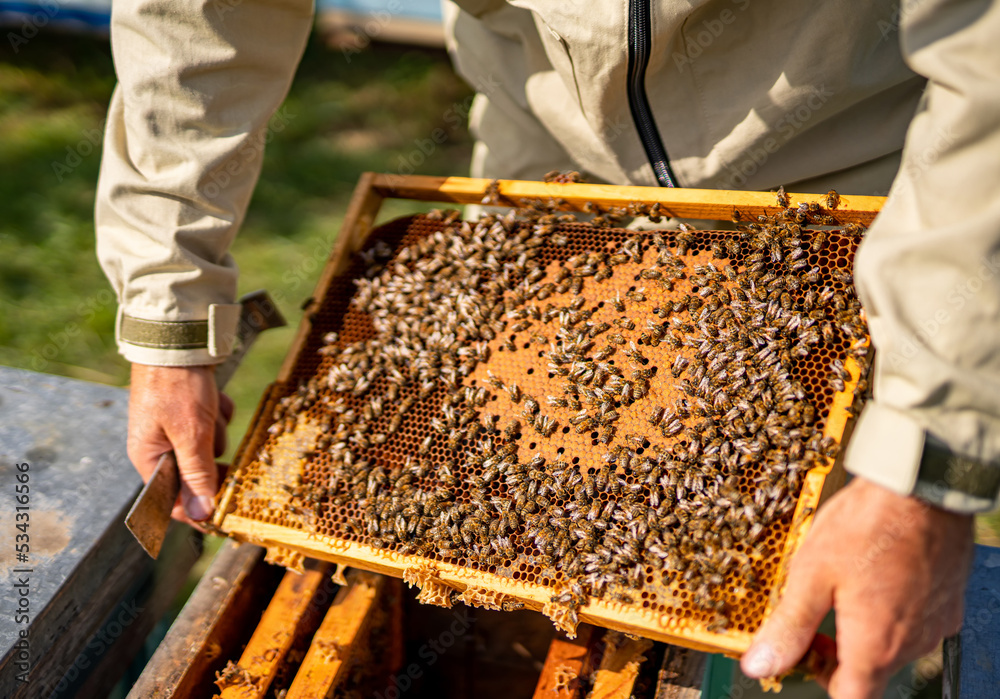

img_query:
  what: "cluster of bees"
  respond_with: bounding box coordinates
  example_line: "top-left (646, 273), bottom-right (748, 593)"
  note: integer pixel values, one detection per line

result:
top-left (260, 181), bottom-right (870, 634)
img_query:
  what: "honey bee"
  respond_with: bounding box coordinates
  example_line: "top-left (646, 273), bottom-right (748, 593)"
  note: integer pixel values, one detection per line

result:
top-left (676, 230), bottom-right (694, 255)
top-left (503, 419), bottom-right (521, 441)
top-left (214, 661), bottom-right (253, 690)
top-left (640, 201), bottom-right (661, 223)
top-left (671, 355), bottom-right (689, 378)
top-left (810, 230), bottom-right (828, 253)
top-left (824, 189), bottom-right (840, 209)
top-left (647, 405), bottom-right (666, 426)
top-left (620, 382), bottom-right (633, 403)
top-left (419, 434), bottom-right (433, 455)
top-left (661, 419), bottom-right (684, 438)
top-left (625, 288), bottom-right (647, 303)
top-left (599, 409), bottom-right (620, 425)
top-left (624, 346), bottom-right (647, 366)
top-left (507, 383), bottom-right (522, 403)
top-left (588, 322), bottom-right (611, 339)
top-left (485, 371), bottom-right (504, 390)
top-left (608, 291), bottom-right (625, 313)
top-left (774, 186), bottom-right (789, 208)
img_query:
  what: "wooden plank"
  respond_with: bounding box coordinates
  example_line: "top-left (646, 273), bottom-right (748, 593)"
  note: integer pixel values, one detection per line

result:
top-left (126, 540), bottom-right (278, 699)
top-left (533, 625), bottom-right (598, 698)
top-left (654, 646), bottom-right (706, 699)
top-left (219, 559), bottom-right (332, 698)
top-left (0, 368), bottom-right (146, 699)
top-left (769, 352), bottom-right (868, 609)
top-left (943, 544), bottom-right (1000, 699)
top-left (11, 504), bottom-right (150, 699)
top-left (371, 174), bottom-right (885, 224)
top-left (286, 570), bottom-right (384, 699)
top-left (944, 633), bottom-right (960, 699)
top-left (72, 523), bottom-right (202, 698)
top-left (587, 631), bottom-right (654, 699)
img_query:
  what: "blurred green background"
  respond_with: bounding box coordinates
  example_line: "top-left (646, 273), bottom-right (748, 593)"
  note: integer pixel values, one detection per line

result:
top-left (0, 30), bottom-right (474, 460)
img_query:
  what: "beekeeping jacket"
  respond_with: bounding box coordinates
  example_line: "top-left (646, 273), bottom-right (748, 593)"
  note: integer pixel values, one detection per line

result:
top-left (96, 0), bottom-right (1000, 512)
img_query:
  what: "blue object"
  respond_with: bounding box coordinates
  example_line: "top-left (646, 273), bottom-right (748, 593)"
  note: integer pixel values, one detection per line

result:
top-left (0, 0), bottom-right (442, 34)
top-left (944, 544), bottom-right (1000, 698)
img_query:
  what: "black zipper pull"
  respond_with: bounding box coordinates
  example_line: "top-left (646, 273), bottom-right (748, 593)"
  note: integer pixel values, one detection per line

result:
top-left (627, 0), bottom-right (679, 188)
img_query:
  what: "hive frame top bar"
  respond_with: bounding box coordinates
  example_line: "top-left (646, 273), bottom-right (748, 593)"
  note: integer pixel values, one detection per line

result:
top-left (371, 174), bottom-right (885, 225)
top-left (216, 173), bottom-right (881, 657)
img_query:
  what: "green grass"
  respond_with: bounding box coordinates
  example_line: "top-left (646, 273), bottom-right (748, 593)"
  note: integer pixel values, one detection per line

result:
top-left (0, 31), bottom-right (475, 463)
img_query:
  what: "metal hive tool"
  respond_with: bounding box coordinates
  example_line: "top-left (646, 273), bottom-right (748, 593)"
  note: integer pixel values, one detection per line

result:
top-left (214, 174), bottom-right (879, 656)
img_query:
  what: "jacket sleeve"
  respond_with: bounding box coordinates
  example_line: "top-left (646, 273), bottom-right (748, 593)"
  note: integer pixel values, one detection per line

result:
top-left (96, 0), bottom-right (314, 366)
top-left (844, 0), bottom-right (1000, 513)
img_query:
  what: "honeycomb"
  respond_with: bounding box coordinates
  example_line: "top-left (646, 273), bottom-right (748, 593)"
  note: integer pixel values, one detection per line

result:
top-left (218, 197), bottom-right (869, 654)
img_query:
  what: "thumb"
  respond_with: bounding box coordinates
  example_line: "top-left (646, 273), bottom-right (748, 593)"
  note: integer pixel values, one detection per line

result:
top-left (172, 423), bottom-right (219, 522)
top-left (742, 563), bottom-right (833, 679)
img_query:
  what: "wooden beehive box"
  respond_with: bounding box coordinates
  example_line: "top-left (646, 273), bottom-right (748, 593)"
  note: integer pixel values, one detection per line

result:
top-left (212, 173), bottom-right (881, 656)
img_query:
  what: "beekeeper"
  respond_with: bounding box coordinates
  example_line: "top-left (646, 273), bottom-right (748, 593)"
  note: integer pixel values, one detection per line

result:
top-left (96, 1), bottom-right (1000, 697)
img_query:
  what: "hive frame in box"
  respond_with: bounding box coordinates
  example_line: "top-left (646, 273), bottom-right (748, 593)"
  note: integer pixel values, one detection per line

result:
top-left (214, 173), bottom-right (883, 656)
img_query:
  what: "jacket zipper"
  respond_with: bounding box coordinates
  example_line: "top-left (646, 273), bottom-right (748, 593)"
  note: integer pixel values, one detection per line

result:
top-left (627, 0), bottom-right (678, 187)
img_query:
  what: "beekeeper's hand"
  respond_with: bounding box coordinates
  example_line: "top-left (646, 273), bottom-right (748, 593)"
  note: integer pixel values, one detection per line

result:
top-left (742, 477), bottom-right (973, 699)
top-left (127, 364), bottom-right (234, 525)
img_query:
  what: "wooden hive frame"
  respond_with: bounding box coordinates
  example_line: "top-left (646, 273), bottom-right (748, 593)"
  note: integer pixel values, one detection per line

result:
top-left (213, 173), bottom-right (883, 657)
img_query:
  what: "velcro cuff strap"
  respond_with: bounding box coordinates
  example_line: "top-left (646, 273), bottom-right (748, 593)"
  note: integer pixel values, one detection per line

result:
top-left (118, 304), bottom-right (242, 358)
top-left (208, 303), bottom-right (241, 357)
top-left (119, 316), bottom-right (209, 349)
top-left (914, 434), bottom-right (1000, 506)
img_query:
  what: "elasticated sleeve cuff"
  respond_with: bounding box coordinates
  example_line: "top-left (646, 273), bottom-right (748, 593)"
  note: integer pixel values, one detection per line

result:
top-left (116, 303), bottom-right (241, 367)
top-left (844, 402), bottom-right (924, 497)
top-left (846, 402), bottom-right (1000, 514)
